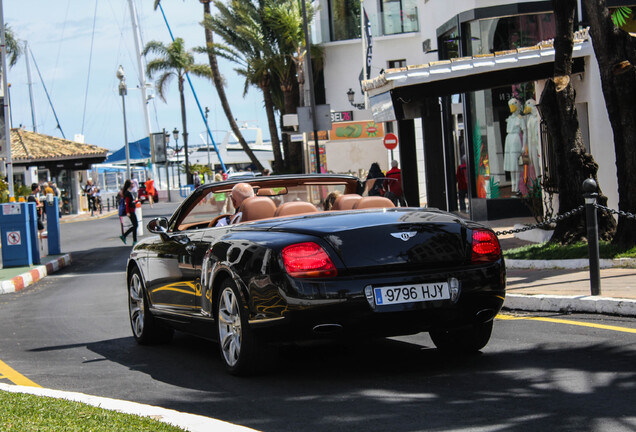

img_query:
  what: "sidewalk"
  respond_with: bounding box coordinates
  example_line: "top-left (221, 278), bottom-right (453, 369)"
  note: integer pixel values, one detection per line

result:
top-left (484, 217), bottom-right (636, 316)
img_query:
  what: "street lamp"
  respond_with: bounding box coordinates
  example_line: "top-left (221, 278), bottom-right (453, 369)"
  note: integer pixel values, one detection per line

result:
top-left (117, 65), bottom-right (131, 180)
top-left (173, 128), bottom-right (181, 188)
top-left (347, 88), bottom-right (365, 110)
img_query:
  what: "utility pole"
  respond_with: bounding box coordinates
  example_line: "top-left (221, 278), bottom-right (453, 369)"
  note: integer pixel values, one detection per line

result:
top-left (24, 41), bottom-right (37, 132)
top-left (127, 0), bottom-right (155, 176)
top-left (0, 0), bottom-right (14, 197)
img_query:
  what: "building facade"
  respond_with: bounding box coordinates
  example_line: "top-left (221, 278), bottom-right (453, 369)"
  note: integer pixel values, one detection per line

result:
top-left (314, 0), bottom-right (635, 219)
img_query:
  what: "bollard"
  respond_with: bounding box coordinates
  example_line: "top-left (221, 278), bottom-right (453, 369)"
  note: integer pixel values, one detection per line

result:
top-left (583, 178), bottom-right (601, 296)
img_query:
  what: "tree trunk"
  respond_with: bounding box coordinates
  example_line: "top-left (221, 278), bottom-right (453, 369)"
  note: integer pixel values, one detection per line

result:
top-left (179, 75), bottom-right (192, 185)
top-left (540, 0), bottom-right (616, 244)
top-left (200, 0), bottom-right (264, 173)
top-left (260, 75), bottom-right (283, 173)
top-left (582, 0), bottom-right (636, 249)
top-left (281, 73), bottom-right (303, 173)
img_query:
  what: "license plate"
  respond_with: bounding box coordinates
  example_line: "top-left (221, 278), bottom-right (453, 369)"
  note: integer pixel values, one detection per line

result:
top-left (373, 282), bottom-right (450, 306)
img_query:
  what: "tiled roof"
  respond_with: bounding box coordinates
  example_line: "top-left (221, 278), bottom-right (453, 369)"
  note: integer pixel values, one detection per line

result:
top-left (10, 128), bottom-right (109, 162)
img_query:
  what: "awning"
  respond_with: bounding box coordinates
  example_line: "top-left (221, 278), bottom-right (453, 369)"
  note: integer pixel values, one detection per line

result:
top-left (104, 137), bottom-right (150, 163)
top-left (363, 29), bottom-right (593, 120)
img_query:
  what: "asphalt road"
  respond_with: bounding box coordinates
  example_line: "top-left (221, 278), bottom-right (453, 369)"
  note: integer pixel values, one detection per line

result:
top-left (0, 203), bottom-right (635, 432)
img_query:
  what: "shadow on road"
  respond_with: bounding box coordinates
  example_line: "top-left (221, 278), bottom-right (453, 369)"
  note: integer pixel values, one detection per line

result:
top-left (34, 331), bottom-right (636, 432)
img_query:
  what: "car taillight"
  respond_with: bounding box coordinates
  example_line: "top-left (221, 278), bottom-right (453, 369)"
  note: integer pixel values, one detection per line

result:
top-left (471, 229), bottom-right (502, 263)
top-left (282, 242), bottom-right (337, 278)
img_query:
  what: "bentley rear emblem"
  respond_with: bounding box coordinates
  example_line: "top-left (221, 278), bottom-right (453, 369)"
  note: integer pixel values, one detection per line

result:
top-left (391, 231), bottom-right (417, 241)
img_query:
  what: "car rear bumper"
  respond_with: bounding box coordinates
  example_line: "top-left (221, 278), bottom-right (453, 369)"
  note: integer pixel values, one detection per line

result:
top-left (250, 262), bottom-right (505, 342)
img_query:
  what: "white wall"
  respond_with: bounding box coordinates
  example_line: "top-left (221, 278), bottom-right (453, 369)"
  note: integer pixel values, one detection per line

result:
top-left (325, 138), bottom-right (390, 174)
top-left (575, 54), bottom-right (618, 211)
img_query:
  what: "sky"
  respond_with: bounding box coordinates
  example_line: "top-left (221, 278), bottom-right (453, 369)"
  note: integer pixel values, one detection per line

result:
top-left (5, 0), bottom-right (269, 152)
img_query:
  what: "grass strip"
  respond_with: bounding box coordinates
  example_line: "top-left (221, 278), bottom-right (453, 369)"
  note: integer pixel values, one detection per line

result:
top-left (0, 391), bottom-right (187, 432)
top-left (503, 241), bottom-right (636, 260)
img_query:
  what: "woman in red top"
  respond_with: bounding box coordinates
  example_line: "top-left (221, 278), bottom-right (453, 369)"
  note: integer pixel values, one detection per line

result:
top-left (119, 179), bottom-right (138, 245)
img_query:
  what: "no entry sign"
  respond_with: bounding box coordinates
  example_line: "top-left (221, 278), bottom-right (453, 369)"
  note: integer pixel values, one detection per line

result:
top-left (383, 133), bottom-right (398, 150)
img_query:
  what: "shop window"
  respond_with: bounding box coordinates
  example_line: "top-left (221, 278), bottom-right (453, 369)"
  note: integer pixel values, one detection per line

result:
top-left (468, 84), bottom-right (542, 200)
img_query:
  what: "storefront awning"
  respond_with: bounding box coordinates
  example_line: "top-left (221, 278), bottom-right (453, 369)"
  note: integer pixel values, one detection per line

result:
top-left (363, 29), bottom-right (592, 120)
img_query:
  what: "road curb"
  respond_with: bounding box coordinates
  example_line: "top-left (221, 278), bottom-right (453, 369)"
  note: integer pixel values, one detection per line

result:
top-left (0, 383), bottom-right (258, 432)
top-left (504, 293), bottom-right (636, 316)
top-left (506, 258), bottom-right (636, 269)
top-left (0, 254), bottom-right (72, 295)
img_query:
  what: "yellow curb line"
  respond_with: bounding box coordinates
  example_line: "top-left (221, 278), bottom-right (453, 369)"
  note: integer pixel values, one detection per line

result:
top-left (497, 313), bottom-right (636, 334)
top-left (0, 359), bottom-right (41, 387)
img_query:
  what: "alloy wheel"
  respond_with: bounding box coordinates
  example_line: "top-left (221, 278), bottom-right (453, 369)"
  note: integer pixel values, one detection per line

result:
top-left (218, 287), bottom-right (242, 367)
top-left (129, 273), bottom-right (145, 338)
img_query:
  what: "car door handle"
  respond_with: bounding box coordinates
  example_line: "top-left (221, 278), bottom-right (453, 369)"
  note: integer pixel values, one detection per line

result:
top-left (185, 244), bottom-right (197, 254)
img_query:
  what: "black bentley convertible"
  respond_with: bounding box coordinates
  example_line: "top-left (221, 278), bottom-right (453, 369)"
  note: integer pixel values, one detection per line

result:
top-left (127, 174), bottom-right (505, 375)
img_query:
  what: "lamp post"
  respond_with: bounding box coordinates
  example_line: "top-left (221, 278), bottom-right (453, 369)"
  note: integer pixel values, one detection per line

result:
top-left (173, 128), bottom-right (181, 188)
top-left (346, 88), bottom-right (365, 110)
top-left (163, 129), bottom-right (171, 202)
top-left (117, 65), bottom-right (131, 180)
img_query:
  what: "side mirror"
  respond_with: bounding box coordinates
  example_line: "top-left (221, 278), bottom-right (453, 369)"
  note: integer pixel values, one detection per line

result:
top-left (147, 217), bottom-right (169, 235)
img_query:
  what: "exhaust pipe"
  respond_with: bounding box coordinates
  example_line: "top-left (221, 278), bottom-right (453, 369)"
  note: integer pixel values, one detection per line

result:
top-left (475, 309), bottom-right (496, 323)
top-left (312, 324), bottom-right (343, 335)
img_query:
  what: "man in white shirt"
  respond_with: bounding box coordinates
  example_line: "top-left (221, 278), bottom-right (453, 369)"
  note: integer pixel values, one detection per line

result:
top-left (216, 182), bottom-right (254, 226)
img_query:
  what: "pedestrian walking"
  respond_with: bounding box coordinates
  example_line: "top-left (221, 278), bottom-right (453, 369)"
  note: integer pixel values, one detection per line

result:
top-left (384, 160), bottom-right (407, 206)
top-left (84, 178), bottom-right (96, 216)
top-left (145, 177), bottom-right (156, 208)
top-left (193, 171), bottom-right (202, 189)
top-left (456, 155), bottom-right (468, 212)
top-left (119, 180), bottom-right (138, 246)
top-left (130, 174), bottom-right (139, 200)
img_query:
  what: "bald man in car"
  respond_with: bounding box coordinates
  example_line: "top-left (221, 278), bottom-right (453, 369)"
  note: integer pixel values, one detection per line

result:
top-left (215, 182), bottom-right (255, 226)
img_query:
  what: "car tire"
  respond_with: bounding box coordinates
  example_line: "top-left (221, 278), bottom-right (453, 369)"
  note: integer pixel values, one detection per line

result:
top-left (128, 267), bottom-right (174, 345)
top-left (429, 320), bottom-right (493, 353)
top-left (215, 278), bottom-right (270, 375)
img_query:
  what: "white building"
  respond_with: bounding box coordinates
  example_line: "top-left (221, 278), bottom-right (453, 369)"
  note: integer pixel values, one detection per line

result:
top-left (313, 0), bottom-right (632, 220)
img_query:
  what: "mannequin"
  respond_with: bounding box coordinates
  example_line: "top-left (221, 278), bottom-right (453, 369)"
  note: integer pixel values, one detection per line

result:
top-left (524, 99), bottom-right (541, 176)
top-left (503, 98), bottom-right (526, 195)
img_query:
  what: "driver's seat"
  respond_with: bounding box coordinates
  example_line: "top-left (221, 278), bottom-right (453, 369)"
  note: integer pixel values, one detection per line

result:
top-left (239, 196), bottom-right (277, 222)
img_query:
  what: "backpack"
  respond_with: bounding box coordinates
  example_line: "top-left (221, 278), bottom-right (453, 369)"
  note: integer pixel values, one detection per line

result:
top-left (118, 196), bottom-right (126, 217)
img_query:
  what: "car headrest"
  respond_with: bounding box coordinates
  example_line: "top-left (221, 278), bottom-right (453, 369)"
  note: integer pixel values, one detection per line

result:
top-left (274, 201), bottom-right (318, 217)
top-left (332, 194), bottom-right (362, 210)
top-left (239, 196), bottom-right (276, 222)
top-left (353, 196), bottom-right (396, 209)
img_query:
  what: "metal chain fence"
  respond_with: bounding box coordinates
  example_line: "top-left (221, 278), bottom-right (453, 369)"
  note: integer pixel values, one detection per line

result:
top-left (494, 205), bottom-right (585, 236)
top-left (594, 203), bottom-right (636, 221)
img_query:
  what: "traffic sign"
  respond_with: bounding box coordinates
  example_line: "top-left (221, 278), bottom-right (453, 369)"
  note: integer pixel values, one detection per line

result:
top-left (383, 133), bottom-right (398, 150)
top-left (7, 231), bottom-right (21, 246)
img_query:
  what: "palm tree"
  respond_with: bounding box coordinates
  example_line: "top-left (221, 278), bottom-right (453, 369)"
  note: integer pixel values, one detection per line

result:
top-left (198, 0), bottom-right (265, 173)
top-left (4, 24), bottom-right (23, 67)
top-left (202, 0), bottom-right (284, 172)
top-left (265, 0), bottom-right (323, 172)
top-left (143, 37), bottom-right (213, 184)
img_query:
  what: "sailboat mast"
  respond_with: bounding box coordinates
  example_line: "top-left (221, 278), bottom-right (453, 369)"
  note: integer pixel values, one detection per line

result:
top-left (24, 41), bottom-right (37, 132)
top-left (127, 0), bottom-right (155, 167)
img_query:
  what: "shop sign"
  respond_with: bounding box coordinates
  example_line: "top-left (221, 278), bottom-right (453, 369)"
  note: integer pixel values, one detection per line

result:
top-left (330, 111), bottom-right (353, 123)
top-left (328, 121), bottom-right (384, 141)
